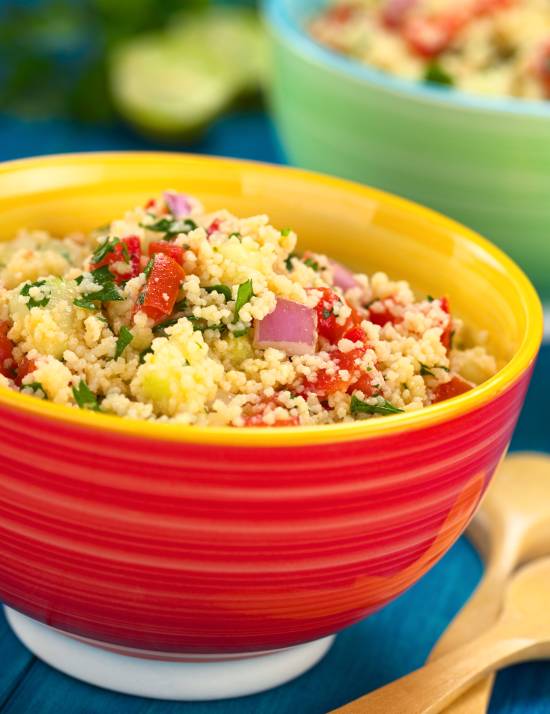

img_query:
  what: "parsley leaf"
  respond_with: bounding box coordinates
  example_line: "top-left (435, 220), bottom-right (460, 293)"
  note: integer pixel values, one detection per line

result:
top-left (25, 382), bottom-right (46, 397)
top-left (281, 228), bottom-right (292, 237)
top-left (233, 327), bottom-right (250, 338)
top-left (72, 380), bottom-right (100, 411)
top-left (420, 362), bottom-right (450, 377)
top-left (20, 280), bottom-right (50, 308)
top-left (205, 284), bottom-right (232, 301)
top-left (74, 266), bottom-right (123, 310)
top-left (424, 62), bottom-right (454, 87)
top-left (142, 217), bottom-right (197, 239)
top-left (234, 279), bottom-right (253, 319)
top-left (143, 256), bottom-right (155, 277)
top-left (304, 257), bottom-right (320, 271)
top-left (139, 346), bottom-right (153, 364)
top-left (114, 326), bottom-right (133, 359)
top-left (152, 317), bottom-right (180, 335)
top-left (92, 236), bottom-right (120, 264)
top-left (350, 395), bottom-right (404, 417)
top-left (285, 253), bottom-right (298, 271)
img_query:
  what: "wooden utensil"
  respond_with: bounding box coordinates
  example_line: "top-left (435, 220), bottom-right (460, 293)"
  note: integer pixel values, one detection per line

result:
top-left (429, 453), bottom-right (550, 714)
top-left (329, 556), bottom-right (550, 714)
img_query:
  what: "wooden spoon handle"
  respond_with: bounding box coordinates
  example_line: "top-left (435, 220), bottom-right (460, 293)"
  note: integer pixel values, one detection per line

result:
top-left (328, 630), bottom-right (532, 714)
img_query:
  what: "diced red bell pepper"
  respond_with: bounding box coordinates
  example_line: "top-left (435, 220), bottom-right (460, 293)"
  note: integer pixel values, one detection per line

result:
top-left (15, 357), bottom-right (36, 386)
top-left (92, 235), bottom-right (142, 284)
top-left (207, 218), bottom-right (222, 236)
top-left (367, 300), bottom-right (402, 327)
top-left (326, 2), bottom-right (356, 23)
top-left (148, 241), bottom-right (184, 265)
top-left (313, 288), bottom-right (356, 344)
top-left (242, 396), bottom-right (300, 427)
top-left (144, 198), bottom-right (156, 210)
top-left (136, 253), bottom-right (185, 324)
top-left (433, 375), bottom-right (473, 403)
top-left (381, 0), bottom-right (418, 29)
top-left (0, 321), bottom-right (14, 379)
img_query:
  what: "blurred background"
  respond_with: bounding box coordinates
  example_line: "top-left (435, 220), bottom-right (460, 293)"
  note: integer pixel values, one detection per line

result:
top-left (0, 0), bottom-right (278, 160)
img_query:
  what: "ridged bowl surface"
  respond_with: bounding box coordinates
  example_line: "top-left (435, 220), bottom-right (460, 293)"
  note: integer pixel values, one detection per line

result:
top-left (0, 153), bottom-right (541, 653)
top-left (264, 0), bottom-right (550, 300)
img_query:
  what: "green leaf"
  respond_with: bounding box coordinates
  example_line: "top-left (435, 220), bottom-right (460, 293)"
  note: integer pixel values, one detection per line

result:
top-left (25, 382), bottom-right (46, 397)
top-left (350, 395), bottom-right (404, 417)
top-left (139, 346), bottom-right (153, 364)
top-left (114, 326), bottom-right (133, 359)
top-left (20, 280), bottom-right (50, 309)
top-left (142, 217), bottom-right (197, 239)
top-left (205, 284), bottom-right (232, 301)
top-left (74, 266), bottom-right (123, 309)
top-left (92, 236), bottom-right (120, 264)
top-left (152, 317), bottom-right (180, 335)
top-left (233, 327), bottom-right (250, 338)
top-left (420, 362), bottom-right (450, 377)
top-left (173, 298), bottom-right (188, 312)
top-left (143, 256), bottom-right (155, 277)
top-left (285, 252), bottom-right (297, 271)
top-left (304, 257), bottom-right (320, 272)
top-left (281, 228), bottom-right (291, 237)
top-left (72, 380), bottom-right (101, 411)
top-left (424, 62), bottom-right (454, 87)
top-left (234, 279), bottom-right (253, 319)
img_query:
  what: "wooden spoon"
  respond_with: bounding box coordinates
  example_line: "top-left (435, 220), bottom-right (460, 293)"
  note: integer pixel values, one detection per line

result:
top-left (328, 556), bottom-right (550, 714)
top-left (428, 453), bottom-right (550, 713)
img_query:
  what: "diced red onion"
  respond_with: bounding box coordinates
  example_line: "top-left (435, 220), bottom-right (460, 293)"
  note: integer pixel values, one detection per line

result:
top-left (382, 0), bottom-right (418, 28)
top-left (330, 260), bottom-right (359, 293)
top-left (164, 191), bottom-right (191, 218)
top-left (254, 299), bottom-right (317, 355)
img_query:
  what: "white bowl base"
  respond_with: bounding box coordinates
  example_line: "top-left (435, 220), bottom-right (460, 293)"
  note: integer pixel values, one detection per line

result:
top-left (4, 607), bottom-right (335, 700)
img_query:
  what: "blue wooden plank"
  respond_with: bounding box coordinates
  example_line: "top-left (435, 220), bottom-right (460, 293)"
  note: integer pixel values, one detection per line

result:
top-left (0, 609), bottom-right (33, 709)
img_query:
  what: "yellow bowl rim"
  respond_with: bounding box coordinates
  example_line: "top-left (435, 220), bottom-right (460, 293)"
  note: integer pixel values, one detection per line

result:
top-left (0, 151), bottom-right (542, 447)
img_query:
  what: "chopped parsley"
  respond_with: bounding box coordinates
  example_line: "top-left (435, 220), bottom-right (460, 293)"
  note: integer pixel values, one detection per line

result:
top-left (74, 266), bottom-right (123, 310)
top-left (72, 380), bottom-right (100, 411)
top-left (304, 257), bottom-right (320, 271)
top-left (234, 279), bottom-right (253, 319)
top-left (350, 395), bottom-right (404, 417)
top-left (143, 257), bottom-right (155, 277)
top-left (229, 232), bottom-right (241, 240)
top-left (20, 280), bottom-right (50, 309)
top-left (281, 228), bottom-right (292, 237)
top-left (142, 217), bottom-right (197, 240)
top-left (424, 62), bottom-right (454, 87)
top-left (420, 362), bottom-right (450, 377)
top-left (322, 307), bottom-right (333, 320)
top-left (187, 316), bottom-right (225, 333)
top-left (152, 317), bottom-right (180, 335)
top-left (114, 326), bottom-right (133, 360)
top-left (173, 298), bottom-right (188, 312)
top-left (426, 295), bottom-right (435, 303)
top-left (205, 284), bottom-right (232, 301)
top-left (91, 236), bottom-right (123, 264)
top-left (25, 382), bottom-right (46, 396)
top-left (139, 346), bottom-right (153, 364)
top-left (233, 327), bottom-right (250, 338)
top-left (285, 253), bottom-right (298, 271)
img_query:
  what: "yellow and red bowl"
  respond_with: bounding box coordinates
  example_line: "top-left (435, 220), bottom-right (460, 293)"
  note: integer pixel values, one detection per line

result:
top-left (0, 153), bottom-right (542, 659)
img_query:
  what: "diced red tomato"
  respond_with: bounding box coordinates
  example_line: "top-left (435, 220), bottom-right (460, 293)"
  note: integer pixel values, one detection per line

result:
top-left (148, 241), bottom-right (184, 265)
top-left (0, 321), bottom-right (14, 379)
top-left (207, 218), bottom-right (222, 236)
top-left (439, 296), bottom-right (453, 351)
top-left (136, 253), bottom-right (185, 324)
top-left (313, 288), bottom-right (356, 344)
top-left (401, 0), bottom-right (513, 57)
top-left (15, 357), bottom-right (36, 386)
top-left (433, 375), bottom-right (473, 403)
top-left (381, 0), bottom-right (418, 29)
top-left (326, 2), bottom-right (356, 23)
top-left (144, 198), bottom-right (156, 210)
top-left (367, 300), bottom-right (402, 328)
top-left (92, 235), bottom-right (142, 284)
top-left (303, 344), bottom-right (367, 398)
top-left (242, 397), bottom-right (300, 427)
top-left (343, 325), bottom-right (367, 344)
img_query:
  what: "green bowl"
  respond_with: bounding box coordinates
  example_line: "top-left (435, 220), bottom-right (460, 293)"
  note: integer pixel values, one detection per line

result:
top-left (263, 0), bottom-right (550, 302)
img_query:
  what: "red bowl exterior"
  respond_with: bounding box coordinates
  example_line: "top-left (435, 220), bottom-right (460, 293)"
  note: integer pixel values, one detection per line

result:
top-left (0, 369), bottom-right (532, 654)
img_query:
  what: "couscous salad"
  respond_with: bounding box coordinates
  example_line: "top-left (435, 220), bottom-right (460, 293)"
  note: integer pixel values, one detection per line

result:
top-left (0, 192), bottom-right (496, 426)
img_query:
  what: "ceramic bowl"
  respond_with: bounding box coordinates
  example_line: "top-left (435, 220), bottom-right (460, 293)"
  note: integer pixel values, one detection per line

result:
top-left (264, 0), bottom-right (550, 302)
top-left (0, 152), bottom-right (541, 700)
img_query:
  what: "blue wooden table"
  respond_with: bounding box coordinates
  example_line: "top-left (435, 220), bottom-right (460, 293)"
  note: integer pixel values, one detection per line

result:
top-left (0, 110), bottom-right (549, 714)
